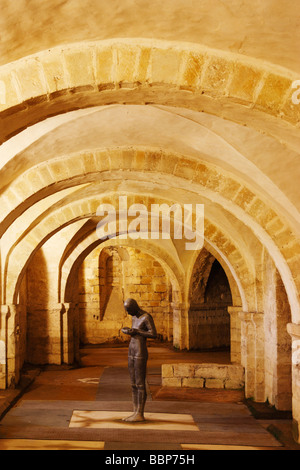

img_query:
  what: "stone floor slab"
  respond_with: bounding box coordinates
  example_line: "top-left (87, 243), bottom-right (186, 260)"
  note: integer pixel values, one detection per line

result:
top-left (69, 410), bottom-right (200, 432)
top-left (0, 439), bottom-right (105, 450)
top-left (181, 443), bottom-right (283, 451)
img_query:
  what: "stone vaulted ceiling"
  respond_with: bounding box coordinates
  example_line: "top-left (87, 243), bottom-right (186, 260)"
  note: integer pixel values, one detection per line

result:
top-left (0, 0), bottom-right (299, 322)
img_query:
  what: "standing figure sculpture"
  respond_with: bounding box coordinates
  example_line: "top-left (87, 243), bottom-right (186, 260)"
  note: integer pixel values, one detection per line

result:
top-left (121, 298), bottom-right (157, 422)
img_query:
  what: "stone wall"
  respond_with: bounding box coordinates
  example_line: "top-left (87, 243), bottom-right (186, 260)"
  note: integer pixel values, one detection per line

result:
top-left (78, 246), bottom-right (171, 344)
top-left (189, 307), bottom-right (230, 349)
top-left (26, 248), bottom-right (63, 365)
top-left (162, 363), bottom-right (245, 390)
top-left (264, 254), bottom-right (292, 410)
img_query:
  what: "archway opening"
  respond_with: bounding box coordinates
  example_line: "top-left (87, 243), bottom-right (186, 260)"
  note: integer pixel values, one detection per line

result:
top-left (77, 245), bottom-right (173, 346)
top-left (189, 250), bottom-right (233, 351)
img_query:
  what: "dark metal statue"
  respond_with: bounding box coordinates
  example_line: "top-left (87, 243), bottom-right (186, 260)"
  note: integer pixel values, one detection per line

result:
top-left (121, 298), bottom-right (157, 422)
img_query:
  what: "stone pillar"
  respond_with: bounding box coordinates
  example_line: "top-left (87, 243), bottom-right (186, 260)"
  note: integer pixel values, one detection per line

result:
top-left (171, 302), bottom-right (189, 350)
top-left (166, 304), bottom-right (173, 342)
top-left (239, 311), bottom-right (265, 402)
top-left (228, 306), bottom-right (242, 364)
top-left (287, 323), bottom-right (300, 443)
top-left (0, 306), bottom-right (9, 389)
top-left (0, 305), bottom-right (20, 389)
top-left (61, 302), bottom-right (80, 365)
top-left (49, 303), bottom-right (65, 365)
top-left (61, 303), bottom-right (73, 365)
top-left (252, 312), bottom-right (265, 402)
top-left (73, 303), bottom-right (80, 364)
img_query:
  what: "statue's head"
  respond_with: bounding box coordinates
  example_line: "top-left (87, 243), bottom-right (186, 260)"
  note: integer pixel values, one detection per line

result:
top-left (124, 298), bottom-right (140, 316)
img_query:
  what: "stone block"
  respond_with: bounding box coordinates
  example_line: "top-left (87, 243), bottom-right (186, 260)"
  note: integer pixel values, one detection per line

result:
top-left (144, 151), bottom-right (162, 171)
top-left (116, 44), bottom-right (139, 83)
top-left (40, 50), bottom-right (67, 93)
top-left (255, 73), bottom-right (292, 115)
top-left (13, 58), bottom-right (47, 101)
top-left (0, 68), bottom-right (20, 110)
top-left (195, 364), bottom-right (227, 380)
top-left (162, 364), bottom-right (173, 378)
top-left (155, 284), bottom-right (167, 293)
top-left (174, 158), bottom-right (198, 180)
top-left (159, 153), bottom-right (179, 174)
top-left (220, 179), bottom-right (242, 200)
top-left (225, 378), bottom-right (244, 390)
top-left (63, 48), bottom-right (95, 88)
top-left (234, 187), bottom-right (255, 210)
top-left (95, 46), bottom-right (114, 84)
top-left (173, 363), bottom-right (195, 378)
top-left (94, 150), bottom-right (111, 172)
top-left (182, 378), bottom-right (205, 388)
top-left (137, 47), bottom-right (151, 82)
top-left (151, 47), bottom-right (183, 84)
top-left (202, 56), bottom-right (232, 92)
top-left (281, 93), bottom-right (300, 125)
top-left (162, 377), bottom-right (182, 388)
top-left (205, 378), bottom-right (225, 389)
top-left (246, 198), bottom-right (277, 226)
top-left (192, 163), bottom-right (210, 186)
top-left (182, 51), bottom-right (205, 88)
top-left (230, 63), bottom-right (263, 103)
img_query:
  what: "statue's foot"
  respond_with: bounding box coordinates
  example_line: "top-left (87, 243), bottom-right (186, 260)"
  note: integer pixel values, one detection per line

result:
top-left (123, 413), bottom-right (145, 423)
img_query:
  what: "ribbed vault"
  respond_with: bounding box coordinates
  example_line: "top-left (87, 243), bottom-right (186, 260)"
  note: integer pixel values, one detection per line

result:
top-left (0, 14), bottom-right (300, 438)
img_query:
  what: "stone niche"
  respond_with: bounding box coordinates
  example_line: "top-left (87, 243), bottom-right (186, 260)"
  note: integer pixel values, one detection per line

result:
top-left (78, 246), bottom-right (172, 344)
top-left (188, 255), bottom-right (232, 350)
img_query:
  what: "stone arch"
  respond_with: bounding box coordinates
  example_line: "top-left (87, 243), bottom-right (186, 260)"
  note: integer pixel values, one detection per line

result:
top-left (63, 235), bottom-right (185, 307)
top-left (4, 187), bottom-right (256, 316)
top-left (188, 255), bottom-right (233, 350)
top-left (188, 248), bottom-right (216, 305)
top-left (0, 39), bottom-right (299, 147)
top-left (98, 246), bottom-right (126, 321)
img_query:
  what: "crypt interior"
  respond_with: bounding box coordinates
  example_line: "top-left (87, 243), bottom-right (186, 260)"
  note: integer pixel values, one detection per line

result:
top-left (0, 0), bottom-right (300, 447)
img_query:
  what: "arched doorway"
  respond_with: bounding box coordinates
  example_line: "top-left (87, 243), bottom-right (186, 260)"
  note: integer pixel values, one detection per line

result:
top-left (189, 249), bottom-right (233, 350)
top-left (77, 245), bottom-right (173, 345)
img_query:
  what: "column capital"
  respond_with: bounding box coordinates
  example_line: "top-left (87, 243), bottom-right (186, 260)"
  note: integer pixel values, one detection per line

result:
top-left (239, 311), bottom-right (264, 323)
top-left (228, 306), bottom-right (242, 315)
top-left (287, 323), bottom-right (300, 340)
top-left (171, 302), bottom-right (189, 310)
top-left (0, 305), bottom-right (9, 316)
top-left (238, 311), bottom-right (252, 322)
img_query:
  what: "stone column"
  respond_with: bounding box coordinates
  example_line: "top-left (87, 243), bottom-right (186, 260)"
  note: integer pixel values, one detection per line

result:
top-left (252, 312), bottom-right (265, 402)
top-left (166, 303), bottom-right (173, 342)
top-left (0, 305), bottom-right (9, 389)
top-left (228, 306), bottom-right (242, 364)
top-left (287, 323), bottom-right (300, 443)
top-left (171, 302), bottom-right (189, 350)
top-left (239, 311), bottom-right (265, 402)
top-left (61, 302), bottom-right (80, 365)
top-left (0, 304), bottom-right (20, 389)
top-left (61, 303), bottom-right (74, 365)
top-left (73, 303), bottom-right (80, 364)
top-left (48, 303), bottom-right (65, 365)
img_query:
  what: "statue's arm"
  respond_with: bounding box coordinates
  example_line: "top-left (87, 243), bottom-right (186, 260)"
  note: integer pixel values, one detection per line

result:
top-left (134, 315), bottom-right (157, 339)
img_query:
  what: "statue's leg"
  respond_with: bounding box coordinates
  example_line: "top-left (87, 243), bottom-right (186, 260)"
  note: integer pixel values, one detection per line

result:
top-left (124, 356), bottom-right (147, 422)
top-left (136, 357), bottom-right (147, 419)
top-left (123, 356), bottom-right (138, 421)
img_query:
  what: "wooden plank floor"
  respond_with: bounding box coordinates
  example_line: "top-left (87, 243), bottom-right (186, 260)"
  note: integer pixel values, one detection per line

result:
top-left (0, 399), bottom-right (282, 449)
top-left (0, 345), bottom-right (290, 450)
